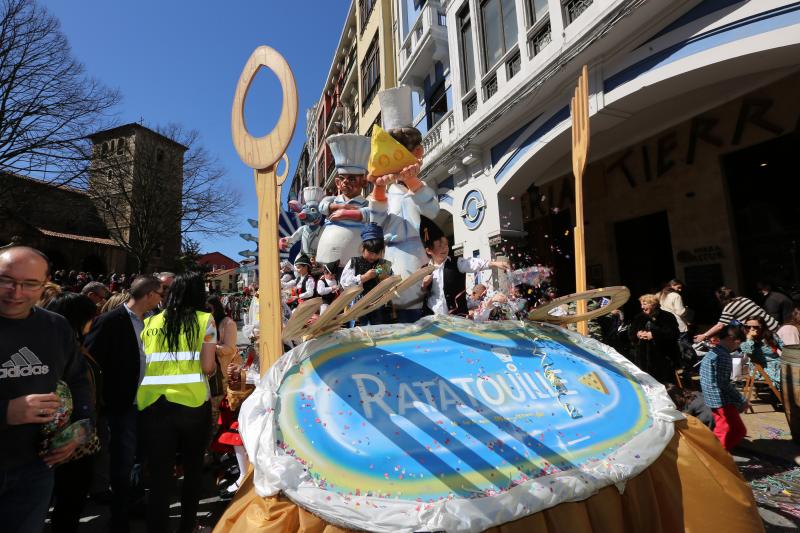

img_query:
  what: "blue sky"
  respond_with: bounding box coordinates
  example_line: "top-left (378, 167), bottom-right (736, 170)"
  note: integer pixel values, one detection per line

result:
top-left (42, 0), bottom-right (349, 263)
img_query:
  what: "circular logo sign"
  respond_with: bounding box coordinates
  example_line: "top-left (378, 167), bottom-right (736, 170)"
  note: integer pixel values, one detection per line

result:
top-left (460, 190), bottom-right (486, 230)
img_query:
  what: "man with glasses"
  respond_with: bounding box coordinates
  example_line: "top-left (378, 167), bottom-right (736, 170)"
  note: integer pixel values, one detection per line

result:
top-left (700, 324), bottom-right (749, 451)
top-left (316, 133), bottom-right (371, 266)
top-left (81, 281), bottom-right (110, 310)
top-left (155, 271), bottom-right (175, 309)
top-left (0, 246), bottom-right (92, 533)
top-left (85, 275), bottom-right (162, 532)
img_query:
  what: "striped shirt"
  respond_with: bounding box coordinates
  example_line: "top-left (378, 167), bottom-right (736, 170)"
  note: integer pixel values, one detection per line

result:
top-left (719, 297), bottom-right (779, 332)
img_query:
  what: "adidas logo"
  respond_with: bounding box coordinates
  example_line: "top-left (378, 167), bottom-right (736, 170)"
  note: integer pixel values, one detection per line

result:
top-left (0, 347), bottom-right (49, 379)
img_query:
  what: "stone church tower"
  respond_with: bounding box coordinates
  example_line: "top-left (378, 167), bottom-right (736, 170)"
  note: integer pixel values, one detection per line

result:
top-left (88, 123), bottom-right (187, 272)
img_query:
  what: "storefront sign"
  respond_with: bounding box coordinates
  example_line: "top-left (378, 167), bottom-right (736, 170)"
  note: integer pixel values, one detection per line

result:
top-left (676, 245), bottom-right (724, 263)
top-left (606, 97), bottom-right (789, 188)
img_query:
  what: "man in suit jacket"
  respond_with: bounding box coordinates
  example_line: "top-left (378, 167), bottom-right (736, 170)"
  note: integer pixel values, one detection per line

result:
top-left (85, 275), bottom-right (162, 532)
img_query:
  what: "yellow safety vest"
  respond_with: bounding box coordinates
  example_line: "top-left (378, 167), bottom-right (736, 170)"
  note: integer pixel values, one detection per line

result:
top-left (137, 310), bottom-right (211, 410)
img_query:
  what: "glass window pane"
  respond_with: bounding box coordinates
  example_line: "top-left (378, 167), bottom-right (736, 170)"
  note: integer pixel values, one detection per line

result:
top-left (534, 0), bottom-right (548, 21)
top-left (481, 0), bottom-right (502, 67)
top-left (501, 0), bottom-right (517, 54)
top-left (463, 25), bottom-right (475, 91)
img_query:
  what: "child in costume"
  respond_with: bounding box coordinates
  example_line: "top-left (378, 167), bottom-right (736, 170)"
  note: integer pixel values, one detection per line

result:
top-left (420, 217), bottom-right (509, 316)
top-left (316, 263), bottom-right (340, 315)
top-left (340, 223), bottom-right (393, 325)
top-left (287, 254), bottom-right (315, 309)
top-left (367, 86), bottom-right (439, 323)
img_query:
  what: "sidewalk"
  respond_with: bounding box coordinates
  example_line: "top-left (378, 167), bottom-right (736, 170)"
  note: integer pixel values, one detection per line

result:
top-left (737, 400), bottom-right (800, 531)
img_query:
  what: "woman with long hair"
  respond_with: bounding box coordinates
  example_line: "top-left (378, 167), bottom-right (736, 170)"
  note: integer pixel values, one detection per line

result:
top-left (659, 279), bottom-right (689, 340)
top-left (740, 315), bottom-right (784, 392)
top-left (777, 306), bottom-right (800, 346)
top-left (45, 293), bottom-right (102, 533)
top-left (695, 286), bottom-right (779, 342)
top-left (206, 296), bottom-right (248, 497)
top-left (137, 272), bottom-right (216, 533)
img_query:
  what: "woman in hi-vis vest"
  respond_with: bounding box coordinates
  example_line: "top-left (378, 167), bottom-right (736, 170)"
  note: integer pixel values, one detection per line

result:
top-left (137, 272), bottom-right (217, 533)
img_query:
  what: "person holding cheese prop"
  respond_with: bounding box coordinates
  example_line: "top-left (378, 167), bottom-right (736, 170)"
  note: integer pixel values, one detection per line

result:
top-left (367, 86), bottom-right (440, 323)
top-left (316, 134), bottom-right (371, 265)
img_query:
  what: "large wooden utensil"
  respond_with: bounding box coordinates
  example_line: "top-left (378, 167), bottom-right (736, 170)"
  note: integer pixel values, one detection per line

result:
top-left (571, 65), bottom-right (590, 335)
top-left (231, 46), bottom-right (298, 373)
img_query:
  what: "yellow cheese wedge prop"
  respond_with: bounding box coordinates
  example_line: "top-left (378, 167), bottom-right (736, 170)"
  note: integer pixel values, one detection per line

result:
top-left (579, 371), bottom-right (609, 394)
top-left (367, 125), bottom-right (419, 177)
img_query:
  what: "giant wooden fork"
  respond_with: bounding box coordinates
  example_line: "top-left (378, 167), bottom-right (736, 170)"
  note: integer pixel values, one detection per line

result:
top-left (571, 65), bottom-right (590, 335)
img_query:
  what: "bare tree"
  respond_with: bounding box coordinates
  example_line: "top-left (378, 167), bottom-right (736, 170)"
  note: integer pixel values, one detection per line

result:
top-left (89, 124), bottom-right (239, 271)
top-left (0, 0), bottom-right (119, 188)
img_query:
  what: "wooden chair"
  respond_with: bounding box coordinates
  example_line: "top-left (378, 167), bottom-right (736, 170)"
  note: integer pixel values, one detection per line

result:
top-left (742, 362), bottom-right (783, 412)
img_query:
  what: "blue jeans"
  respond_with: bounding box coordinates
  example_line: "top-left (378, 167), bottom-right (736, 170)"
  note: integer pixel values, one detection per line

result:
top-left (107, 404), bottom-right (138, 532)
top-left (0, 460), bottom-right (54, 533)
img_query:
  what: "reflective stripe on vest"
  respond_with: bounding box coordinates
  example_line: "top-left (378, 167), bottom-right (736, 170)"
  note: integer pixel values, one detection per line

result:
top-left (137, 310), bottom-right (210, 410)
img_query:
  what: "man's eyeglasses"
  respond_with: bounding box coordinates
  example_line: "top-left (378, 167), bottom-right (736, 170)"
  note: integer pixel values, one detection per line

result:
top-left (0, 277), bottom-right (45, 292)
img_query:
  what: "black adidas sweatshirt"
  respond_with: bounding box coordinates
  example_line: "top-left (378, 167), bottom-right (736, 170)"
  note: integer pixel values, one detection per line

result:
top-left (0, 307), bottom-right (92, 469)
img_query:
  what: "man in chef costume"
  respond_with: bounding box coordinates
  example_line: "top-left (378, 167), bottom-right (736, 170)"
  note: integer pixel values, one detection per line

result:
top-left (315, 134), bottom-right (371, 265)
top-left (369, 86), bottom-right (440, 323)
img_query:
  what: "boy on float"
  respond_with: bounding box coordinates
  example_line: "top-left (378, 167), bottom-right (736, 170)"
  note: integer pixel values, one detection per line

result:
top-left (420, 218), bottom-right (509, 316)
top-left (340, 223), bottom-right (393, 325)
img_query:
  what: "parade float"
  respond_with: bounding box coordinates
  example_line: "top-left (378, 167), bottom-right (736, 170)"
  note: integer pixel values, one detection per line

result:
top-left (217, 46), bottom-right (763, 533)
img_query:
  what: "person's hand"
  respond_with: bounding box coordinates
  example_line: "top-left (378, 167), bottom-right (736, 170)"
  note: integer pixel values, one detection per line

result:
top-left (278, 237), bottom-right (289, 250)
top-left (399, 163), bottom-right (421, 181)
top-left (491, 261), bottom-right (511, 271)
top-left (375, 173), bottom-right (399, 187)
top-left (6, 393), bottom-right (60, 425)
top-left (421, 274), bottom-right (433, 289)
top-left (329, 209), bottom-right (363, 221)
top-left (43, 436), bottom-right (79, 467)
top-left (639, 331), bottom-right (653, 340)
top-left (693, 333), bottom-right (706, 343)
top-left (361, 269), bottom-right (377, 283)
top-left (227, 363), bottom-right (242, 381)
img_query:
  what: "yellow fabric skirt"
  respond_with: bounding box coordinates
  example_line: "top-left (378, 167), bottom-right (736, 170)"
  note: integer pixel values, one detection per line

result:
top-left (213, 417), bottom-right (763, 533)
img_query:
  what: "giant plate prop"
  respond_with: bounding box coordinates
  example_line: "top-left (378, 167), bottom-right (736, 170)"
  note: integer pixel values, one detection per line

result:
top-left (239, 315), bottom-right (683, 532)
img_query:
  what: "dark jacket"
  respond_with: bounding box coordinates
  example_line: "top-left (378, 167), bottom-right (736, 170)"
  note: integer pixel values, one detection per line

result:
top-left (629, 309), bottom-right (681, 383)
top-left (0, 308), bottom-right (92, 469)
top-left (85, 305), bottom-right (141, 414)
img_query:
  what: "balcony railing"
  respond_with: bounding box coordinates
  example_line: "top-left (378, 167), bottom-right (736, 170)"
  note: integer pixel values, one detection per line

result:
top-left (421, 110), bottom-right (455, 162)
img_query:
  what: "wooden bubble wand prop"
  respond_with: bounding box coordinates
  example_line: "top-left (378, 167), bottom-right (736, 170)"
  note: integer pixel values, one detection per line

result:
top-left (231, 46), bottom-right (298, 374)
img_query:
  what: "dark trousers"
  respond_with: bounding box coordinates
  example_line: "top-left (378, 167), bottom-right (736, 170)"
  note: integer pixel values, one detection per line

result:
top-left (0, 460), bottom-right (54, 533)
top-left (51, 454), bottom-right (94, 533)
top-left (108, 404), bottom-right (139, 532)
top-left (140, 398), bottom-right (211, 533)
top-left (394, 307), bottom-right (423, 324)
